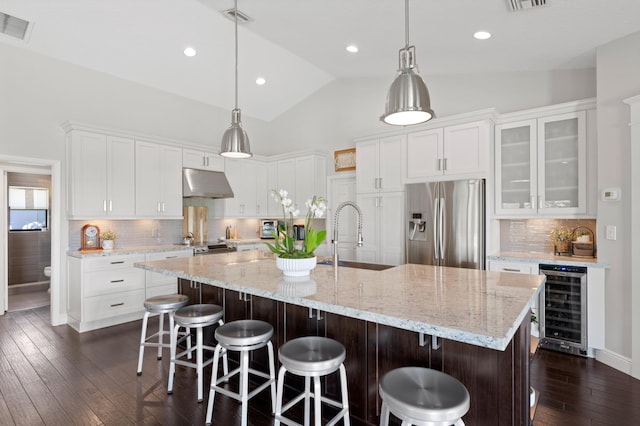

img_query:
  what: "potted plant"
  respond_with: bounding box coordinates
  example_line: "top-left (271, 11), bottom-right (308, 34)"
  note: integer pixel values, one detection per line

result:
top-left (550, 227), bottom-right (574, 253)
top-left (575, 229), bottom-right (591, 243)
top-left (265, 189), bottom-right (327, 276)
top-left (100, 229), bottom-right (117, 250)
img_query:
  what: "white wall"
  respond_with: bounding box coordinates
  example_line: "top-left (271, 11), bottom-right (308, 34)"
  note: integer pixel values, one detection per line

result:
top-left (266, 70), bottom-right (597, 157)
top-left (595, 30), bottom-right (640, 366)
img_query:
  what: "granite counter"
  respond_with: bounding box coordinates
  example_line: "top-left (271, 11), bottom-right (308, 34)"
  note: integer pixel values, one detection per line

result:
top-left (135, 250), bottom-right (544, 351)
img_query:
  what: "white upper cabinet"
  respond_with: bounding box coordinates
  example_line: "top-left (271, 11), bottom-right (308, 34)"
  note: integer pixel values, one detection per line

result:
top-left (495, 108), bottom-right (588, 216)
top-left (183, 148), bottom-right (224, 171)
top-left (406, 120), bottom-right (490, 180)
top-left (135, 141), bottom-right (183, 218)
top-left (356, 191), bottom-right (404, 266)
top-left (214, 159), bottom-right (272, 218)
top-left (67, 131), bottom-right (136, 218)
top-left (266, 155), bottom-right (327, 218)
top-left (356, 135), bottom-right (405, 193)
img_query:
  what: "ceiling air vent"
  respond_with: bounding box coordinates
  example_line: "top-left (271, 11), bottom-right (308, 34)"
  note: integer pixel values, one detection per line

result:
top-left (220, 8), bottom-right (253, 24)
top-left (1, 11), bottom-right (30, 40)
top-left (506, 0), bottom-right (547, 12)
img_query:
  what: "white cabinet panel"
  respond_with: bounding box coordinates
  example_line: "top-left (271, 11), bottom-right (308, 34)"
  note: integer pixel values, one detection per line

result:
top-left (67, 254), bottom-right (146, 332)
top-left (356, 135), bottom-right (404, 193)
top-left (67, 131), bottom-right (135, 218)
top-left (135, 141), bottom-right (183, 218)
top-left (406, 120), bottom-right (489, 180)
top-left (356, 192), bottom-right (404, 266)
top-left (488, 260), bottom-right (536, 274)
top-left (183, 149), bottom-right (224, 171)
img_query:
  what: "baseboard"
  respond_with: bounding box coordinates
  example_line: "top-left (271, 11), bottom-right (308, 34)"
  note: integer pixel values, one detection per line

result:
top-left (595, 348), bottom-right (632, 376)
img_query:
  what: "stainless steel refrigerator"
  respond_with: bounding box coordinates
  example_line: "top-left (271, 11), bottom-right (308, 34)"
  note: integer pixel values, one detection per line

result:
top-left (406, 179), bottom-right (485, 269)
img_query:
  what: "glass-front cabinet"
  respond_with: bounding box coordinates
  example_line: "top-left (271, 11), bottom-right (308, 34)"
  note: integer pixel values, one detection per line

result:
top-left (495, 111), bottom-right (586, 216)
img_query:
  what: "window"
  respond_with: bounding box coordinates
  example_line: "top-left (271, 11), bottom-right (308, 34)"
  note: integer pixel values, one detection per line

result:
top-left (8, 186), bottom-right (49, 231)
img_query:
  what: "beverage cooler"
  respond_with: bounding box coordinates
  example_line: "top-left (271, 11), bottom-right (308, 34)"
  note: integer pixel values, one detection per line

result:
top-left (539, 264), bottom-right (588, 356)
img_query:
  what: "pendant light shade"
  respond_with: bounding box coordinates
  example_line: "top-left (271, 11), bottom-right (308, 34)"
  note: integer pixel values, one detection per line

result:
top-left (381, 0), bottom-right (434, 126)
top-left (220, 0), bottom-right (252, 158)
top-left (220, 109), bottom-right (251, 158)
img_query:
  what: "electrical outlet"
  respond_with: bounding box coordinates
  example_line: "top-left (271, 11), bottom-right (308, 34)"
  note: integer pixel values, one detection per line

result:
top-left (606, 225), bottom-right (617, 240)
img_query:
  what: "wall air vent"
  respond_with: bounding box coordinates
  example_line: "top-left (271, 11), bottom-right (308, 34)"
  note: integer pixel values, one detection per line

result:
top-left (221, 8), bottom-right (253, 24)
top-left (506, 0), bottom-right (547, 12)
top-left (1, 11), bottom-right (30, 40)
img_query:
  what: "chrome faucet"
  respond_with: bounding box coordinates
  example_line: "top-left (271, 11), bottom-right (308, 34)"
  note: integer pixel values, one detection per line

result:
top-left (332, 201), bottom-right (364, 267)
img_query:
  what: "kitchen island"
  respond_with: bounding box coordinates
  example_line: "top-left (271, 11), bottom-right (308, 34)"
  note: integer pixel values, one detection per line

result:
top-left (135, 250), bottom-right (545, 425)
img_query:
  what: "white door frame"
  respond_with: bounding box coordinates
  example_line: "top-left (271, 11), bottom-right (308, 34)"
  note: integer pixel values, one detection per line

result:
top-left (0, 155), bottom-right (64, 326)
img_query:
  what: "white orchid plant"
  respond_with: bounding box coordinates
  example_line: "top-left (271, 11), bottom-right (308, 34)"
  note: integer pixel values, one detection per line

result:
top-left (265, 189), bottom-right (327, 259)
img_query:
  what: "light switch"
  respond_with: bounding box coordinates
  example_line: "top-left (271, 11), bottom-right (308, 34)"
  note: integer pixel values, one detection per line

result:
top-left (606, 225), bottom-right (617, 240)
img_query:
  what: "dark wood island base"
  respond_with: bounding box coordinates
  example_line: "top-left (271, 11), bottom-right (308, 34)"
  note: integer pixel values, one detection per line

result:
top-left (183, 279), bottom-right (531, 426)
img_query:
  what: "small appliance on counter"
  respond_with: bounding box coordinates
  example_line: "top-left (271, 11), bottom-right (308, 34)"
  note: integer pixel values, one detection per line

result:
top-left (260, 219), bottom-right (284, 239)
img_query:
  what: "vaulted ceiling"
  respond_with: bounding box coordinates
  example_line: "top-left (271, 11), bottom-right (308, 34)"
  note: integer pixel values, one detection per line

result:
top-left (1, 0), bottom-right (639, 122)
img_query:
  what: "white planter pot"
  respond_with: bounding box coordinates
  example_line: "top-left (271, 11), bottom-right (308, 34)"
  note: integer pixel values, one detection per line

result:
top-left (276, 256), bottom-right (317, 277)
top-left (102, 239), bottom-right (115, 250)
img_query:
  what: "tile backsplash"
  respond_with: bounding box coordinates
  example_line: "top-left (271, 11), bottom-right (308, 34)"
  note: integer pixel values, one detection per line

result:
top-left (69, 220), bottom-right (183, 250)
top-left (499, 219), bottom-right (597, 254)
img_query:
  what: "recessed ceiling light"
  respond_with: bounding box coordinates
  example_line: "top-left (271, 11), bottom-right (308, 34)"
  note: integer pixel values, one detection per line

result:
top-left (256, 77), bottom-right (266, 85)
top-left (184, 47), bottom-right (197, 57)
top-left (473, 31), bottom-right (491, 40)
top-left (346, 45), bottom-right (359, 53)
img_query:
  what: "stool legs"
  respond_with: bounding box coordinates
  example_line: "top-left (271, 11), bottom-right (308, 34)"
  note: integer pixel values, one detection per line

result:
top-left (206, 341), bottom-right (276, 426)
top-left (275, 363), bottom-right (350, 426)
top-left (137, 311), bottom-right (151, 375)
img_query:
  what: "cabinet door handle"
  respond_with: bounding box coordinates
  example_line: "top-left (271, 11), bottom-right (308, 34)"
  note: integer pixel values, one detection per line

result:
top-left (109, 200), bottom-right (113, 212)
top-left (110, 279), bottom-right (125, 283)
top-left (206, 156), bottom-right (210, 167)
top-left (538, 196), bottom-right (543, 210)
top-left (110, 261), bottom-right (125, 264)
top-left (103, 200), bottom-right (107, 212)
top-left (110, 302), bottom-right (124, 307)
top-left (161, 202), bottom-right (166, 213)
top-left (437, 158), bottom-right (442, 171)
top-left (443, 158), bottom-right (448, 171)
top-left (202, 156), bottom-right (206, 167)
top-left (531, 196), bottom-right (536, 210)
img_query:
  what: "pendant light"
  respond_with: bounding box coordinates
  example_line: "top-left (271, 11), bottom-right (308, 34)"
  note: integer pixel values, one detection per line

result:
top-left (380, 0), bottom-right (434, 126)
top-left (220, 0), bottom-right (252, 158)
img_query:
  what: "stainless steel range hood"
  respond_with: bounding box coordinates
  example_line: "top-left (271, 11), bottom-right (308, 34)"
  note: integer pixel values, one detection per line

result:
top-left (183, 168), bottom-right (234, 198)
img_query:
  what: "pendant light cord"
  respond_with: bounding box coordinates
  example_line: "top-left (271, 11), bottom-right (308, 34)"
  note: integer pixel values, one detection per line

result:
top-left (404, 0), bottom-right (410, 49)
top-left (234, 0), bottom-right (239, 110)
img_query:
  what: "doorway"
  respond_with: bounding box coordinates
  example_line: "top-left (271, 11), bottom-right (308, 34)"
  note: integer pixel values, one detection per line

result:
top-left (6, 172), bottom-right (52, 311)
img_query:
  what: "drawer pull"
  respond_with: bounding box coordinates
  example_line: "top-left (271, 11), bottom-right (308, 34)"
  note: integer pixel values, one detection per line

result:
top-left (110, 279), bottom-right (125, 283)
top-left (503, 268), bottom-right (520, 272)
top-left (110, 261), bottom-right (125, 265)
top-left (110, 302), bottom-right (124, 307)
top-left (166, 256), bottom-right (178, 259)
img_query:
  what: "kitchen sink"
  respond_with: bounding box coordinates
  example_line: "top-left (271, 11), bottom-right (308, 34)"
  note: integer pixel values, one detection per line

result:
top-left (316, 259), bottom-right (394, 271)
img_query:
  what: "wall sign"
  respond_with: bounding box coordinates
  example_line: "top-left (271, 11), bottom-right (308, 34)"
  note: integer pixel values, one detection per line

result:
top-left (334, 148), bottom-right (356, 172)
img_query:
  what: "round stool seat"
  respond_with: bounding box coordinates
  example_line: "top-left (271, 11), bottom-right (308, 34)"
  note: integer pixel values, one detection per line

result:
top-left (279, 336), bottom-right (346, 376)
top-left (215, 320), bottom-right (273, 348)
top-left (174, 304), bottom-right (223, 327)
top-left (143, 294), bottom-right (189, 313)
top-left (380, 367), bottom-right (470, 424)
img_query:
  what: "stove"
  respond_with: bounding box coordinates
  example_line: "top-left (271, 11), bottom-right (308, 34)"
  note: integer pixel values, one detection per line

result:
top-left (192, 242), bottom-right (237, 255)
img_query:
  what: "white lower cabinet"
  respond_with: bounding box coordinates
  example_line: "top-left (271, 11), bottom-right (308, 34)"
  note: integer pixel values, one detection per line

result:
top-left (68, 254), bottom-right (146, 332)
top-left (356, 192), bottom-right (404, 266)
top-left (145, 250), bottom-right (192, 298)
top-left (488, 260), bottom-right (538, 274)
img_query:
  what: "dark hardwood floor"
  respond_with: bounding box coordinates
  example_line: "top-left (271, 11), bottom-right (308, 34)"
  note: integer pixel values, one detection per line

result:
top-left (0, 306), bottom-right (638, 425)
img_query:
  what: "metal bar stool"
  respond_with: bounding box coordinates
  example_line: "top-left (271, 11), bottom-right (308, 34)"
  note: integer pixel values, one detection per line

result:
top-left (136, 294), bottom-right (189, 376)
top-left (168, 304), bottom-right (228, 402)
top-left (206, 319), bottom-right (277, 426)
top-left (274, 336), bottom-right (350, 426)
top-left (379, 367), bottom-right (469, 426)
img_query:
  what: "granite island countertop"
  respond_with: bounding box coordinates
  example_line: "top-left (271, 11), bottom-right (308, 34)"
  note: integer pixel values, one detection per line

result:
top-left (135, 250), bottom-right (545, 351)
